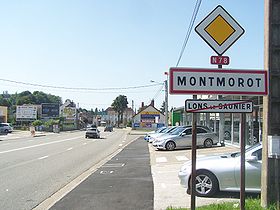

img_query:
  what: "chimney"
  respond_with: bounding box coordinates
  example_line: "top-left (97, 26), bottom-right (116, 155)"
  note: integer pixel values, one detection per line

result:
top-left (150, 99), bottom-right (154, 107)
top-left (141, 102), bottom-right (144, 108)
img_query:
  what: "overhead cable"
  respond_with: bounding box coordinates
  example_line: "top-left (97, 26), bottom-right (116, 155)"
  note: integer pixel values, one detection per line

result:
top-left (176, 0), bottom-right (202, 67)
top-left (0, 78), bottom-right (162, 92)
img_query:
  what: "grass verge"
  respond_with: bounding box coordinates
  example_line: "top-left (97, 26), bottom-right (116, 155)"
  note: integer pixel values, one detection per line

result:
top-left (166, 198), bottom-right (277, 210)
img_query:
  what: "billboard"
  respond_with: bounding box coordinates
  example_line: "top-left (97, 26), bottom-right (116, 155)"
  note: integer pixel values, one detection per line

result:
top-left (16, 105), bottom-right (37, 121)
top-left (41, 103), bottom-right (59, 118)
top-left (62, 107), bottom-right (77, 120)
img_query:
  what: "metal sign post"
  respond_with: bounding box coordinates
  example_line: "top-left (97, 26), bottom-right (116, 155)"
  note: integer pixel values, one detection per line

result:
top-left (190, 95), bottom-right (197, 210)
top-left (240, 113), bottom-right (246, 210)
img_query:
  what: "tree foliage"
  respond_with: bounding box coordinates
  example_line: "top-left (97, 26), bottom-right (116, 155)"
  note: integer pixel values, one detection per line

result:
top-left (0, 91), bottom-right (62, 122)
top-left (111, 95), bottom-right (128, 126)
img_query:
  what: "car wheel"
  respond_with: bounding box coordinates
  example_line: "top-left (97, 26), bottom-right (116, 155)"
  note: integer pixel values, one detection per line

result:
top-left (165, 141), bottom-right (176, 151)
top-left (224, 131), bottom-right (231, 140)
top-left (204, 139), bottom-right (213, 148)
top-left (195, 170), bottom-right (219, 197)
top-left (4, 129), bottom-right (9, 133)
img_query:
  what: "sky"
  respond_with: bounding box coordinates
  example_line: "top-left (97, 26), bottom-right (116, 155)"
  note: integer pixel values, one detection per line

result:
top-left (0, 0), bottom-right (264, 112)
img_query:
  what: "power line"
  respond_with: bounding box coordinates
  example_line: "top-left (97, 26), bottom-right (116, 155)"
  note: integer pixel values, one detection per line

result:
top-left (151, 84), bottom-right (164, 101)
top-left (176, 0), bottom-right (202, 67)
top-left (0, 78), bottom-right (162, 92)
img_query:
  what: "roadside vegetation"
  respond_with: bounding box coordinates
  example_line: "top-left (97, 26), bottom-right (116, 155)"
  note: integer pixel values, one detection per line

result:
top-left (166, 198), bottom-right (277, 210)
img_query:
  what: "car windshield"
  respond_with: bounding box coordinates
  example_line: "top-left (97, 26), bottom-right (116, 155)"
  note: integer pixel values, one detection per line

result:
top-left (232, 143), bottom-right (262, 157)
top-left (157, 127), bottom-right (167, 133)
top-left (170, 127), bottom-right (186, 135)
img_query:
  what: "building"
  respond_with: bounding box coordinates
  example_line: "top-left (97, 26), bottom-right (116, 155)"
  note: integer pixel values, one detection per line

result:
top-left (170, 95), bottom-right (262, 146)
top-left (104, 107), bottom-right (134, 126)
top-left (0, 106), bottom-right (8, 123)
top-left (132, 101), bottom-right (165, 130)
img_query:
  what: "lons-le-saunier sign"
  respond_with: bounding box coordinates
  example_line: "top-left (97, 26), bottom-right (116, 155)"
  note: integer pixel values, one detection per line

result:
top-left (169, 68), bottom-right (268, 95)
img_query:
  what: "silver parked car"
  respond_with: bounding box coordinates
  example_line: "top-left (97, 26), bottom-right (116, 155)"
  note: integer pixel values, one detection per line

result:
top-left (152, 126), bottom-right (218, 151)
top-left (148, 126), bottom-right (177, 143)
top-left (144, 126), bottom-right (166, 141)
top-left (178, 143), bottom-right (262, 196)
top-left (0, 123), bottom-right (13, 133)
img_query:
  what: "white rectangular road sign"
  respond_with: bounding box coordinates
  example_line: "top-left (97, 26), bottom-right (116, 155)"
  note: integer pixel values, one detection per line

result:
top-left (170, 68), bottom-right (268, 95)
top-left (185, 100), bottom-right (253, 113)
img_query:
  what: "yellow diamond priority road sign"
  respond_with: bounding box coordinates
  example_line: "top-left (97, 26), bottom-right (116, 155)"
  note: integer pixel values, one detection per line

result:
top-left (195, 5), bottom-right (245, 55)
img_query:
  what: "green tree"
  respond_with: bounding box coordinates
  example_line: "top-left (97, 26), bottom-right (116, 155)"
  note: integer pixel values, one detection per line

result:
top-left (111, 95), bottom-right (128, 127)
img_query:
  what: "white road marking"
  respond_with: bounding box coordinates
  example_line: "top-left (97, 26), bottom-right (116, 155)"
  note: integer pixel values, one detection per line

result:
top-left (38, 156), bottom-right (49, 160)
top-left (83, 142), bottom-right (87, 145)
top-left (176, 156), bottom-right (189, 161)
top-left (156, 157), bottom-right (167, 163)
top-left (197, 155), bottom-right (206, 158)
top-left (28, 140), bottom-right (34, 142)
top-left (67, 147), bottom-right (73, 151)
top-left (157, 170), bottom-right (178, 174)
top-left (119, 144), bottom-right (123, 147)
top-left (161, 183), bottom-right (167, 189)
top-left (0, 136), bottom-right (82, 155)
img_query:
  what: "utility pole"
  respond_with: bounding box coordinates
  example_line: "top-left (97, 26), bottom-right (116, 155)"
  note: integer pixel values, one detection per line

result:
top-left (262, 0), bottom-right (280, 208)
top-left (164, 79), bottom-right (168, 126)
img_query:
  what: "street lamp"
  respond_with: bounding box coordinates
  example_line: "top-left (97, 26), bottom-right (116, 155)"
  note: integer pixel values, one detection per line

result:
top-left (150, 79), bottom-right (168, 127)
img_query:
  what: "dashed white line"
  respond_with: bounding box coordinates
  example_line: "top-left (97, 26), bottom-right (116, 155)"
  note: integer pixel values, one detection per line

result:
top-left (119, 144), bottom-right (123, 147)
top-left (0, 136), bottom-right (82, 155)
top-left (38, 156), bottom-right (49, 160)
top-left (67, 147), bottom-right (73, 151)
top-left (156, 157), bottom-right (167, 163)
top-left (160, 183), bottom-right (167, 189)
top-left (175, 156), bottom-right (189, 161)
top-left (83, 143), bottom-right (87, 145)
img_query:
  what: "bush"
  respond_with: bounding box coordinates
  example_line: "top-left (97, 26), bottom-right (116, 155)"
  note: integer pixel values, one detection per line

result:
top-left (32, 120), bottom-right (43, 127)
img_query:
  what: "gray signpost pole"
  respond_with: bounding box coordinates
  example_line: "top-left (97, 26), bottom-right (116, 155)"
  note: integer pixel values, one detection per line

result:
top-left (240, 113), bottom-right (246, 210)
top-left (190, 95), bottom-right (197, 210)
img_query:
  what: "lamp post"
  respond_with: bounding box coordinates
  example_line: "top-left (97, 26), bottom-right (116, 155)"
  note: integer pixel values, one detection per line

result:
top-left (164, 79), bottom-right (168, 126)
top-left (150, 79), bottom-right (168, 127)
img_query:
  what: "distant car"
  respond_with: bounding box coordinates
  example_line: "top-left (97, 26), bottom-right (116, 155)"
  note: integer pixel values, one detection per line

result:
top-left (148, 127), bottom-right (177, 143)
top-left (104, 125), bottom-right (113, 132)
top-left (85, 128), bottom-right (100, 138)
top-left (144, 126), bottom-right (166, 141)
top-left (152, 126), bottom-right (218, 150)
top-left (0, 123), bottom-right (13, 133)
top-left (178, 143), bottom-right (262, 197)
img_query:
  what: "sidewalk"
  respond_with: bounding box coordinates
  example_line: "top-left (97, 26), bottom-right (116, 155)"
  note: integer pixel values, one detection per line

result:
top-left (49, 137), bottom-right (153, 210)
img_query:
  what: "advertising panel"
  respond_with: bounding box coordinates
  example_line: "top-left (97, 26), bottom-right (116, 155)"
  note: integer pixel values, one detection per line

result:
top-left (41, 103), bottom-right (59, 118)
top-left (62, 107), bottom-right (77, 120)
top-left (16, 105), bottom-right (37, 121)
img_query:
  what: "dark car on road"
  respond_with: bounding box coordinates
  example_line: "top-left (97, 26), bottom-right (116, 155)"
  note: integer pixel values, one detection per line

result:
top-left (104, 125), bottom-right (113, 132)
top-left (85, 128), bottom-right (100, 138)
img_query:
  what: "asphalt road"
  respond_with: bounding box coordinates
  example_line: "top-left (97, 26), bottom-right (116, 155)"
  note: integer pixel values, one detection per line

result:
top-left (0, 128), bottom-right (135, 210)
